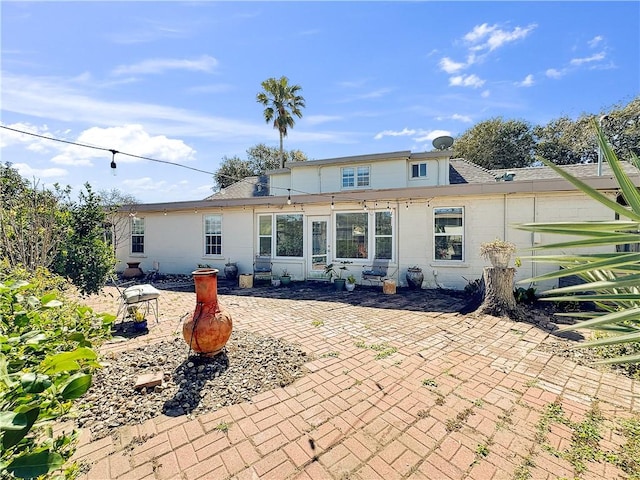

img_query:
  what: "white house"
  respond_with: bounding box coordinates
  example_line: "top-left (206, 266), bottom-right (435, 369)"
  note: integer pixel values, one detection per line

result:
top-left (115, 150), bottom-right (640, 290)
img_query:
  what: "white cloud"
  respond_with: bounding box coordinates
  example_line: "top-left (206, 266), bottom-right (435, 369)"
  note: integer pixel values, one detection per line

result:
top-left (570, 52), bottom-right (606, 66)
top-left (588, 35), bottom-right (604, 48)
top-left (106, 21), bottom-right (190, 45)
top-left (121, 176), bottom-right (169, 192)
top-left (546, 68), bottom-right (565, 79)
top-left (439, 57), bottom-right (466, 74)
top-left (111, 55), bottom-right (218, 76)
top-left (517, 74), bottom-right (535, 87)
top-left (481, 90), bottom-right (490, 98)
top-left (451, 114), bottom-right (472, 123)
top-left (449, 74), bottom-right (485, 88)
top-left (374, 128), bottom-right (451, 144)
top-left (414, 130), bottom-right (451, 143)
top-left (0, 122), bottom-right (55, 151)
top-left (374, 128), bottom-right (416, 140)
top-left (464, 23), bottom-right (537, 52)
top-left (13, 163), bottom-right (67, 179)
top-left (51, 124), bottom-right (196, 166)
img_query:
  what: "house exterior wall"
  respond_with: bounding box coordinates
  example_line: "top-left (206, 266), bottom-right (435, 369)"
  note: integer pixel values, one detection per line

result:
top-left (116, 190), bottom-right (617, 291)
top-left (280, 157), bottom-right (447, 196)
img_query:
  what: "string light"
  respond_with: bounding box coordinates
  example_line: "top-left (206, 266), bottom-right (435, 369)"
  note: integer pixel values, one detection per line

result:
top-left (363, 202), bottom-right (368, 211)
top-left (109, 149), bottom-right (117, 176)
top-left (1, 125), bottom-right (430, 211)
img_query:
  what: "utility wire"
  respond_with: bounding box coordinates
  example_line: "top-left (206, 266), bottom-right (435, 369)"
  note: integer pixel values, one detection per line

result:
top-left (0, 124), bottom-right (215, 175)
top-left (1, 124), bottom-right (405, 206)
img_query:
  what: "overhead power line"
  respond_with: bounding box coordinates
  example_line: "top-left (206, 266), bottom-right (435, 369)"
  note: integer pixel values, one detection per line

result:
top-left (0, 125), bottom-right (215, 175)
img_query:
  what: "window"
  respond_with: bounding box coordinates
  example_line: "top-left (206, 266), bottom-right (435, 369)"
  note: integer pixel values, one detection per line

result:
top-left (258, 214), bottom-right (303, 257)
top-left (411, 162), bottom-right (428, 178)
top-left (335, 211), bottom-right (393, 260)
top-left (258, 215), bottom-right (272, 256)
top-left (342, 166), bottom-right (370, 188)
top-left (204, 214), bottom-right (222, 255)
top-left (434, 207), bottom-right (463, 261)
top-left (131, 217), bottom-right (145, 254)
top-left (374, 212), bottom-right (393, 259)
top-left (276, 214), bottom-right (303, 257)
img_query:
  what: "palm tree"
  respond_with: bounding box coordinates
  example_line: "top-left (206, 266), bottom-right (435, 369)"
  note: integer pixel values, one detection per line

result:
top-left (256, 76), bottom-right (305, 168)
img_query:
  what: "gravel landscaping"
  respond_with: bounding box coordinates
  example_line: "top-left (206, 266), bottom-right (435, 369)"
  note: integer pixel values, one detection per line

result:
top-left (75, 329), bottom-right (310, 441)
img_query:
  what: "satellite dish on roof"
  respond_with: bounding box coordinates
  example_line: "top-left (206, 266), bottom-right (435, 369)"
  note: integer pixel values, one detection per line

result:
top-left (432, 135), bottom-right (454, 151)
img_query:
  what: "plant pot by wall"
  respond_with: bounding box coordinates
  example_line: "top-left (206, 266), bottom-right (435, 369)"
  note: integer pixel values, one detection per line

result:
top-left (406, 268), bottom-right (424, 289)
top-left (224, 263), bottom-right (238, 280)
top-left (345, 282), bottom-right (356, 292)
top-left (280, 276), bottom-right (292, 286)
top-left (334, 278), bottom-right (346, 291)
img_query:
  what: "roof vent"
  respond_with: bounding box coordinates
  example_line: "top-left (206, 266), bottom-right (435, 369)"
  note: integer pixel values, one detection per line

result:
top-left (494, 172), bottom-right (516, 182)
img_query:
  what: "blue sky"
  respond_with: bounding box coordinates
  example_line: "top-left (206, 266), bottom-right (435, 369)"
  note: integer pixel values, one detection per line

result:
top-left (1, 1), bottom-right (638, 203)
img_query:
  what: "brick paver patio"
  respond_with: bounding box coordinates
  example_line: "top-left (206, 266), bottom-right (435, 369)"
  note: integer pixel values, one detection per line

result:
top-left (73, 281), bottom-right (639, 479)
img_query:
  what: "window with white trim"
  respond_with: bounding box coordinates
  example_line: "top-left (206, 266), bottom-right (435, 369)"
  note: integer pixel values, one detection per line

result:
top-left (335, 211), bottom-right (393, 260)
top-left (204, 214), bottom-right (222, 256)
top-left (131, 217), bottom-right (145, 254)
top-left (411, 162), bottom-right (428, 178)
top-left (342, 166), bottom-right (370, 188)
top-left (434, 207), bottom-right (463, 261)
top-left (258, 214), bottom-right (304, 257)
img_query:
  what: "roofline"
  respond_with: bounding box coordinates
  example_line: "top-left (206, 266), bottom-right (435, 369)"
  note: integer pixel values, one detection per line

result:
top-left (267, 151), bottom-right (421, 172)
top-left (123, 174), bottom-right (639, 213)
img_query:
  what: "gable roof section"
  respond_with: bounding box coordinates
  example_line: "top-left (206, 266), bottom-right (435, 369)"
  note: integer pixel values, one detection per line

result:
top-left (449, 159), bottom-right (495, 184)
top-left (204, 175), bottom-right (269, 200)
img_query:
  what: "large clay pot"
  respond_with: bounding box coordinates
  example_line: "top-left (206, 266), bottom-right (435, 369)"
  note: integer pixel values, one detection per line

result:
top-left (406, 268), bottom-right (424, 289)
top-left (183, 269), bottom-right (233, 356)
top-left (224, 263), bottom-right (238, 280)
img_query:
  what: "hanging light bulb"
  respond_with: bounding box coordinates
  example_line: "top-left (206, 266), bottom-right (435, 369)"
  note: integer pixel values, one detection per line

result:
top-left (109, 149), bottom-right (117, 176)
top-left (287, 189), bottom-right (291, 205)
top-left (330, 196), bottom-right (335, 210)
top-left (363, 202), bottom-right (368, 211)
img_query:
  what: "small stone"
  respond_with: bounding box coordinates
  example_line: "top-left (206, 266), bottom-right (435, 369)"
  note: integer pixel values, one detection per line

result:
top-left (134, 372), bottom-right (163, 390)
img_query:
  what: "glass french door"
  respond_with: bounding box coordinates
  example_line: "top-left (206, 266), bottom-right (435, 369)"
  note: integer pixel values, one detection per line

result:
top-left (307, 216), bottom-right (329, 279)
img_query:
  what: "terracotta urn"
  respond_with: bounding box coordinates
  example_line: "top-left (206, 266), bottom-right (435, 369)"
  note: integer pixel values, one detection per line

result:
top-left (183, 268), bottom-right (233, 356)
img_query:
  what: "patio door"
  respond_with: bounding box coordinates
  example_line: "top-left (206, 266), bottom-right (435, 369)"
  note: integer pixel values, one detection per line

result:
top-left (307, 216), bottom-right (329, 279)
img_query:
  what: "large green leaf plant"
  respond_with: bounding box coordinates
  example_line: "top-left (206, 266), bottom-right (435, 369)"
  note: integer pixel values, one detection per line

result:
top-left (516, 122), bottom-right (640, 366)
top-left (0, 272), bottom-right (113, 478)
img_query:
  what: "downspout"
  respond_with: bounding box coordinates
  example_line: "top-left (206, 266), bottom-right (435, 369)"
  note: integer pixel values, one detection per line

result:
top-left (503, 194), bottom-right (508, 240)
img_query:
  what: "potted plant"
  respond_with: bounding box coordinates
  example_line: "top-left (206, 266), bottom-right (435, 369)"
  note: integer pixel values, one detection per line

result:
top-left (480, 239), bottom-right (516, 268)
top-left (128, 306), bottom-right (148, 332)
top-left (280, 269), bottom-right (292, 286)
top-left (345, 274), bottom-right (357, 292)
top-left (224, 259), bottom-right (238, 280)
top-left (324, 260), bottom-right (352, 291)
top-left (406, 266), bottom-right (424, 289)
top-left (271, 276), bottom-right (281, 287)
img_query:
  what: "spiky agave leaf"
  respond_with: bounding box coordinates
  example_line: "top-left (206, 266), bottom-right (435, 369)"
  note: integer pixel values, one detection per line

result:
top-left (515, 121), bottom-right (640, 364)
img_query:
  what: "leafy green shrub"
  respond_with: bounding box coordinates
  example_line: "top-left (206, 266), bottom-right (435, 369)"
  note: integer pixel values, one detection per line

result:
top-left (0, 271), bottom-right (113, 478)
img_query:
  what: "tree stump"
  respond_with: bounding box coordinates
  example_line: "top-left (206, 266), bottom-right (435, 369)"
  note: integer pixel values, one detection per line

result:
top-left (478, 267), bottom-right (517, 317)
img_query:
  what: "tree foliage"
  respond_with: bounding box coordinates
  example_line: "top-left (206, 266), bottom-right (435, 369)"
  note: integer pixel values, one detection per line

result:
top-left (98, 188), bottom-right (139, 257)
top-left (453, 118), bottom-right (535, 169)
top-left (53, 185), bottom-right (115, 296)
top-left (214, 144), bottom-right (308, 189)
top-left (0, 164), bottom-right (114, 295)
top-left (0, 164), bottom-right (68, 271)
top-left (454, 95), bottom-right (639, 169)
top-left (256, 76), bottom-right (306, 168)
